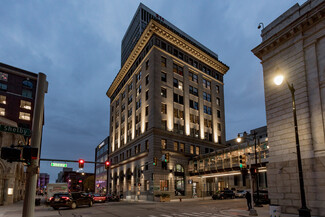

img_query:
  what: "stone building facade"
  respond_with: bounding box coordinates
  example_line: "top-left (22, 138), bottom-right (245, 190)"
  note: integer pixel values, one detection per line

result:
top-left (106, 4), bottom-right (229, 200)
top-left (0, 117), bottom-right (25, 205)
top-left (252, 0), bottom-right (325, 215)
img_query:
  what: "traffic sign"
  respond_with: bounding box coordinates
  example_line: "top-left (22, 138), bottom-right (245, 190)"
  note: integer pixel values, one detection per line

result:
top-left (0, 124), bottom-right (31, 136)
top-left (51, 162), bottom-right (67, 168)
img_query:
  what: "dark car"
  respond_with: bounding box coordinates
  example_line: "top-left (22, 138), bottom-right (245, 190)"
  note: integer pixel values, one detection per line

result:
top-left (106, 193), bottom-right (120, 202)
top-left (49, 192), bottom-right (93, 210)
top-left (212, 190), bottom-right (235, 200)
top-left (253, 190), bottom-right (270, 204)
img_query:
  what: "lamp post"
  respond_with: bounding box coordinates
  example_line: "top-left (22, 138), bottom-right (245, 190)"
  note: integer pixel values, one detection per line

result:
top-left (274, 75), bottom-right (311, 217)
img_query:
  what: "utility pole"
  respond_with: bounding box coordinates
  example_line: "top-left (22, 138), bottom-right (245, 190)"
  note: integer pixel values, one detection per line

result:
top-left (22, 73), bottom-right (47, 217)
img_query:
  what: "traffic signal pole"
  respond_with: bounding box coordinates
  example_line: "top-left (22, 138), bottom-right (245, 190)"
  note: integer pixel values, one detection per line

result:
top-left (22, 73), bottom-right (47, 217)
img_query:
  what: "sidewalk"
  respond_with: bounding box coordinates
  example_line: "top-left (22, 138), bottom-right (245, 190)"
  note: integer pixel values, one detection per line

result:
top-left (0, 200), bottom-right (60, 217)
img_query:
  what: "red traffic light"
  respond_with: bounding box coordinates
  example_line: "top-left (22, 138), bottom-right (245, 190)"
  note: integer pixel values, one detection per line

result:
top-left (79, 159), bottom-right (84, 168)
top-left (105, 161), bottom-right (110, 169)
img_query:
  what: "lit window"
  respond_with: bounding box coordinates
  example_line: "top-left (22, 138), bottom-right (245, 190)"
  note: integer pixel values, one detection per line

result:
top-left (0, 72), bottom-right (8, 81)
top-left (0, 83), bottom-right (7, 90)
top-left (20, 100), bottom-right (31, 110)
top-left (19, 112), bottom-right (30, 121)
top-left (0, 108), bottom-right (5, 116)
top-left (161, 139), bottom-right (167, 149)
top-left (0, 95), bottom-right (6, 104)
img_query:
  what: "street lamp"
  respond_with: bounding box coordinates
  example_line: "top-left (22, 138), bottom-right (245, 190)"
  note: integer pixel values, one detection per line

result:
top-left (273, 74), bottom-right (311, 217)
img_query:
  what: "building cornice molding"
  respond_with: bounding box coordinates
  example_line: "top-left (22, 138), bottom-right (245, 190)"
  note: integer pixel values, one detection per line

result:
top-left (252, 2), bottom-right (325, 60)
top-left (107, 19), bottom-right (229, 98)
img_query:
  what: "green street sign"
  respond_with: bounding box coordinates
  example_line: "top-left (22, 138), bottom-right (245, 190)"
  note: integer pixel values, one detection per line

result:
top-left (0, 124), bottom-right (31, 136)
top-left (51, 162), bottom-right (67, 168)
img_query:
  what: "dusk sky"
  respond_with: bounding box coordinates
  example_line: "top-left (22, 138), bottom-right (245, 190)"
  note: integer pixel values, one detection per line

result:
top-left (0, 0), bottom-right (306, 182)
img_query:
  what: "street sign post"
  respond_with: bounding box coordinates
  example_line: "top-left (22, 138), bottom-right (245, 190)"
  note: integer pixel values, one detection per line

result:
top-left (50, 162), bottom-right (67, 168)
top-left (0, 124), bottom-right (31, 136)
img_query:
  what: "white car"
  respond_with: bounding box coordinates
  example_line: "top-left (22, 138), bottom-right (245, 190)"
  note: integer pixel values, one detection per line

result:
top-left (235, 190), bottom-right (247, 198)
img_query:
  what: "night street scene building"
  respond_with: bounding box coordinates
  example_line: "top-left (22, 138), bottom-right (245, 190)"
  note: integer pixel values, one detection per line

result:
top-left (188, 126), bottom-right (268, 197)
top-left (56, 168), bottom-right (94, 192)
top-left (252, 0), bottom-right (325, 216)
top-left (37, 173), bottom-right (49, 194)
top-left (94, 136), bottom-right (109, 194)
top-left (107, 3), bottom-right (229, 200)
top-left (0, 62), bottom-right (39, 205)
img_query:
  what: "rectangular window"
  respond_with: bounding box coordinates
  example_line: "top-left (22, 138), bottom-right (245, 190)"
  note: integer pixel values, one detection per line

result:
top-left (196, 146), bottom-right (200, 155)
top-left (145, 140), bottom-right (149, 151)
top-left (22, 89), bottom-right (32, 98)
top-left (146, 90), bottom-right (149, 100)
top-left (160, 180), bottom-right (169, 191)
top-left (136, 99), bottom-right (141, 110)
top-left (128, 83), bottom-right (133, 92)
top-left (161, 56), bottom-right (167, 67)
top-left (216, 97), bottom-right (220, 105)
top-left (146, 75), bottom-right (149, 85)
top-left (161, 120), bottom-right (167, 130)
top-left (161, 87), bottom-right (167, 98)
top-left (203, 79), bottom-right (211, 89)
top-left (189, 86), bottom-right (198, 96)
top-left (204, 106), bottom-right (212, 115)
top-left (128, 108), bottom-right (132, 117)
top-left (180, 143), bottom-right (185, 152)
top-left (161, 139), bottom-right (167, 149)
top-left (19, 112), bottom-right (30, 121)
top-left (146, 60), bottom-right (149, 70)
top-left (122, 91), bottom-right (126, 99)
top-left (128, 95), bottom-right (133, 105)
top-left (216, 85), bottom-right (220, 93)
top-left (161, 103), bottom-right (167, 114)
top-left (173, 63), bottom-right (183, 76)
top-left (121, 103), bottom-right (125, 112)
top-left (218, 123), bottom-right (221, 131)
top-left (189, 100), bottom-right (199, 110)
top-left (179, 110), bottom-right (184, 119)
top-left (145, 106), bottom-right (149, 116)
top-left (0, 95), bottom-right (6, 104)
top-left (136, 85), bottom-right (142, 96)
top-left (173, 141), bottom-right (178, 151)
top-left (161, 72), bottom-right (167, 82)
top-left (188, 72), bottom-right (198, 83)
top-left (0, 72), bottom-right (8, 81)
top-left (217, 110), bottom-right (221, 118)
top-left (173, 94), bottom-right (183, 104)
top-left (145, 122), bottom-right (148, 131)
top-left (203, 92), bottom-right (211, 102)
top-left (0, 108), bottom-right (5, 116)
top-left (136, 71), bottom-right (142, 83)
top-left (190, 145), bottom-right (194, 154)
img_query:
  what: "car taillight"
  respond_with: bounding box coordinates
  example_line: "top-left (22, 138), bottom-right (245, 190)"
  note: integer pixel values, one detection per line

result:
top-left (49, 197), bottom-right (53, 201)
top-left (61, 196), bottom-right (70, 200)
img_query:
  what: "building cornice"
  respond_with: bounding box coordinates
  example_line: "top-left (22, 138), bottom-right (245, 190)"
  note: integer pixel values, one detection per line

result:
top-left (107, 19), bottom-right (229, 98)
top-left (252, 2), bottom-right (325, 60)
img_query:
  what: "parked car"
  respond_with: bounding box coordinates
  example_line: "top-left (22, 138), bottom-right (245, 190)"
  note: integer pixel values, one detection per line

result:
top-left (49, 192), bottom-right (93, 210)
top-left (212, 190), bottom-right (235, 200)
top-left (235, 190), bottom-right (247, 198)
top-left (92, 194), bottom-right (106, 203)
top-left (253, 190), bottom-right (270, 204)
top-left (106, 193), bottom-right (120, 202)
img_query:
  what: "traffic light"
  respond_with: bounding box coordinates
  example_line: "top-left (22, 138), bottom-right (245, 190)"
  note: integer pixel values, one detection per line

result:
top-left (153, 157), bottom-right (157, 166)
top-left (239, 155), bottom-right (243, 168)
top-left (79, 159), bottom-right (84, 168)
top-left (22, 146), bottom-right (38, 165)
top-left (1, 147), bottom-right (21, 162)
top-left (165, 153), bottom-right (169, 163)
top-left (105, 160), bottom-right (110, 169)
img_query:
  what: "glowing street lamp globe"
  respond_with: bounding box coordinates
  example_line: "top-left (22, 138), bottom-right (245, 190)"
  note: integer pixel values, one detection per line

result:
top-left (274, 75), bottom-right (284, 86)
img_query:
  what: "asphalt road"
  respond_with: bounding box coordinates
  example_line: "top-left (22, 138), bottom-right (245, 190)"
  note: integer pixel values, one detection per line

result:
top-left (54, 198), bottom-right (251, 217)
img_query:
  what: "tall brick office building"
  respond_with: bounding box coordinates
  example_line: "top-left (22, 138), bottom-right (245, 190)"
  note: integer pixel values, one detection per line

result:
top-left (252, 0), bottom-right (325, 215)
top-left (106, 4), bottom-right (229, 200)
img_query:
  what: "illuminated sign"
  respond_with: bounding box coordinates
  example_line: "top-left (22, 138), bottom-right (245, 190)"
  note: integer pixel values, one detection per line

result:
top-left (51, 162), bottom-right (67, 168)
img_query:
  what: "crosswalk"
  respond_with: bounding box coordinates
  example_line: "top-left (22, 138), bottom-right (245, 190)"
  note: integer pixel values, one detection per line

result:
top-left (145, 211), bottom-right (247, 217)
